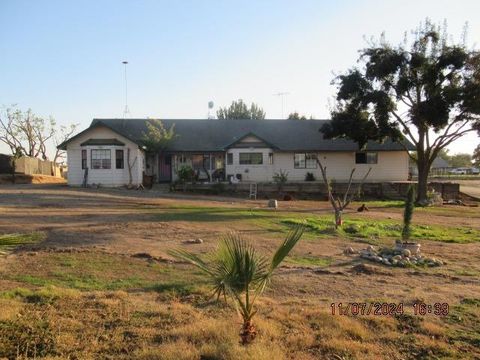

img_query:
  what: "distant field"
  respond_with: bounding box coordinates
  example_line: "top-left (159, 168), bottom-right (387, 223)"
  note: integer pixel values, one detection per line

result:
top-left (0, 185), bottom-right (479, 359)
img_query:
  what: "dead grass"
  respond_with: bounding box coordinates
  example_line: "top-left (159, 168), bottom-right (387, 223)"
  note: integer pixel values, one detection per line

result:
top-left (1, 290), bottom-right (473, 360)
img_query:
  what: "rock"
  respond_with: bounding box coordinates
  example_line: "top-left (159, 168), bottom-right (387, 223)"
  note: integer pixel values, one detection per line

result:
top-left (183, 238), bottom-right (204, 244)
top-left (392, 255), bottom-right (402, 261)
top-left (343, 247), bottom-right (356, 255)
top-left (382, 259), bottom-right (391, 266)
top-left (391, 259), bottom-right (398, 266)
top-left (402, 249), bottom-right (411, 257)
top-left (268, 199), bottom-right (278, 209)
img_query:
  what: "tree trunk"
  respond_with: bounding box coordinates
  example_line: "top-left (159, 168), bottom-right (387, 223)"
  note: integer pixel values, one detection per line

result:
top-left (334, 210), bottom-right (342, 229)
top-left (11, 159), bottom-right (16, 184)
top-left (240, 320), bottom-right (257, 345)
top-left (416, 159), bottom-right (430, 205)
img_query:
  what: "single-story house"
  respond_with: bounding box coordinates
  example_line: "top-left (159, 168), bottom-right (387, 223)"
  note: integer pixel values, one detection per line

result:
top-left (410, 157), bottom-right (451, 176)
top-left (58, 118), bottom-right (414, 187)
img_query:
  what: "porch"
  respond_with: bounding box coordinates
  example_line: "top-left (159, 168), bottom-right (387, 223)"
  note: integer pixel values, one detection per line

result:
top-left (144, 152), bottom-right (226, 183)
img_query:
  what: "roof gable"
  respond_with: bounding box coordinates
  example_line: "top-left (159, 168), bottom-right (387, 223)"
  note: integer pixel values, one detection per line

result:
top-left (57, 121), bottom-right (138, 150)
top-left (223, 132), bottom-right (279, 150)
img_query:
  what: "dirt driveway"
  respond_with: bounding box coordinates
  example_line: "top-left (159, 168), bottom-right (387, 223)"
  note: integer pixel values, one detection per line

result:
top-left (457, 179), bottom-right (480, 199)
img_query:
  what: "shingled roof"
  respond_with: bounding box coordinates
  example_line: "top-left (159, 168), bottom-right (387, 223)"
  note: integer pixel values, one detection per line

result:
top-left (59, 118), bottom-right (414, 152)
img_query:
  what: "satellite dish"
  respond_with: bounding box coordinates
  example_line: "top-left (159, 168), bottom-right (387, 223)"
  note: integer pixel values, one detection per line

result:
top-left (208, 101), bottom-right (214, 109)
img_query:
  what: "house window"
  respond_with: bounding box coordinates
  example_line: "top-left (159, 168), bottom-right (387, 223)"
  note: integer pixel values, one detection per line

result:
top-left (268, 153), bottom-right (273, 165)
top-left (306, 154), bottom-right (317, 168)
top-left (115, 149), bottom-right (124, 169)
top-left (91, 149), bottom-right (111, 169)
top-left (355, 152), bottom-right (378, 164)
top-left (294, 153), bottom-right (317, 169)
top-left (227, 153), bottom-right (233, 165)
top-left (239, 153), bottom-right (263, 165)
top-left (81, 150), bottom-right (87, 169)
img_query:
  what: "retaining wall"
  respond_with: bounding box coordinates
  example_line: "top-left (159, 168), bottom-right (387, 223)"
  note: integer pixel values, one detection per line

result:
top-left (173, 181), bottom-right (460, 200)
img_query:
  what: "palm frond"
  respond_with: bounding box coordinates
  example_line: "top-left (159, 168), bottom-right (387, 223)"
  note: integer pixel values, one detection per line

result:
top-left (170, 227), bottom-right (304, 326)
top-left (270, 225), bottom-right (305, 271)
top-left (168, 248), bottom-right (213, 276)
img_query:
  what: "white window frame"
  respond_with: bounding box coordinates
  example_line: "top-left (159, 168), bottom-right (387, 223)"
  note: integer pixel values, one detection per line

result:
top-left (91, 149), bottom-right (111, 169)
top-left (294, 153), bottom-right (317, 169)
top-left (239, 152), bottom-right (263, 165)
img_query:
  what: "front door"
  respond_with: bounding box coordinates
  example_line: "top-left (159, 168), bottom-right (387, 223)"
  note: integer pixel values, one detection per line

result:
top-left (158, 154), bottom-right (172, 182)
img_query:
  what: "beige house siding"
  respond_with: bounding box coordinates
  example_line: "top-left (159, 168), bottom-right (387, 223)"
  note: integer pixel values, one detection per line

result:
top-left (65, 126), bottom-right (144, 186)
top-left (225, 150), bottom-right (409, 182)
top-left (226, 147), bottom-right (274, 182)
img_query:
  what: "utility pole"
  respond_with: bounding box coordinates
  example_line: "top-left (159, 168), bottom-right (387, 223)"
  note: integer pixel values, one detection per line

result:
top-left (273, 92), bottom-right (290, 119)
top-left (122, 61), bottom-right (130, 118)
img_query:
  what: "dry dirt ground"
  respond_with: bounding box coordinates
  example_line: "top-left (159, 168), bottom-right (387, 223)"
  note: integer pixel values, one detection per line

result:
top-left (0, 184), bottom-right (479, 359)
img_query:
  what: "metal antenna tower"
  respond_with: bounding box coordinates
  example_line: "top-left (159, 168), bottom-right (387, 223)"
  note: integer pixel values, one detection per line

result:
top-left (273, 92), bottom-right (290, 118)
top-left (122, 61), bottom-right (130, 118)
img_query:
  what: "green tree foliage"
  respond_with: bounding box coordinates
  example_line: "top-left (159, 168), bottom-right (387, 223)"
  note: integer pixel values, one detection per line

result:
top-left (402, 186), bottom-right (415, 242)
top-left (169, 226), bottom-right (304, 344)
top-left (473, 144), bottom-right (480, 167)
top-left (287, 112), bottom-right (307, 120)
top-left (142, 120), bottom-right (176, 152)
top-left (448, 153), bottom-right (472, 168)
top-left (321, 20), bottom-right (480, 204)
top-left (216, 100), bottom-right (265, 120)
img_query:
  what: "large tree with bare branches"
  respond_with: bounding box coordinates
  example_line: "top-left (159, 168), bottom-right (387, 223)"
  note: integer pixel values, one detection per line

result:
top-left (322, 20), bottom-right (480, 204)
top-left (0, 107), bottom-right (61, 161)
top-left (53, 123), bottom-right (78, 164)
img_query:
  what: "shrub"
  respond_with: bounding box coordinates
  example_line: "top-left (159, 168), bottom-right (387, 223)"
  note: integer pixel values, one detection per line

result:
top-left (177, 166), bottom-right (195, 184)
top-left (305, 172), bottom-right (316, 181)
top-left (273, 170), bottom-right (288, 191)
